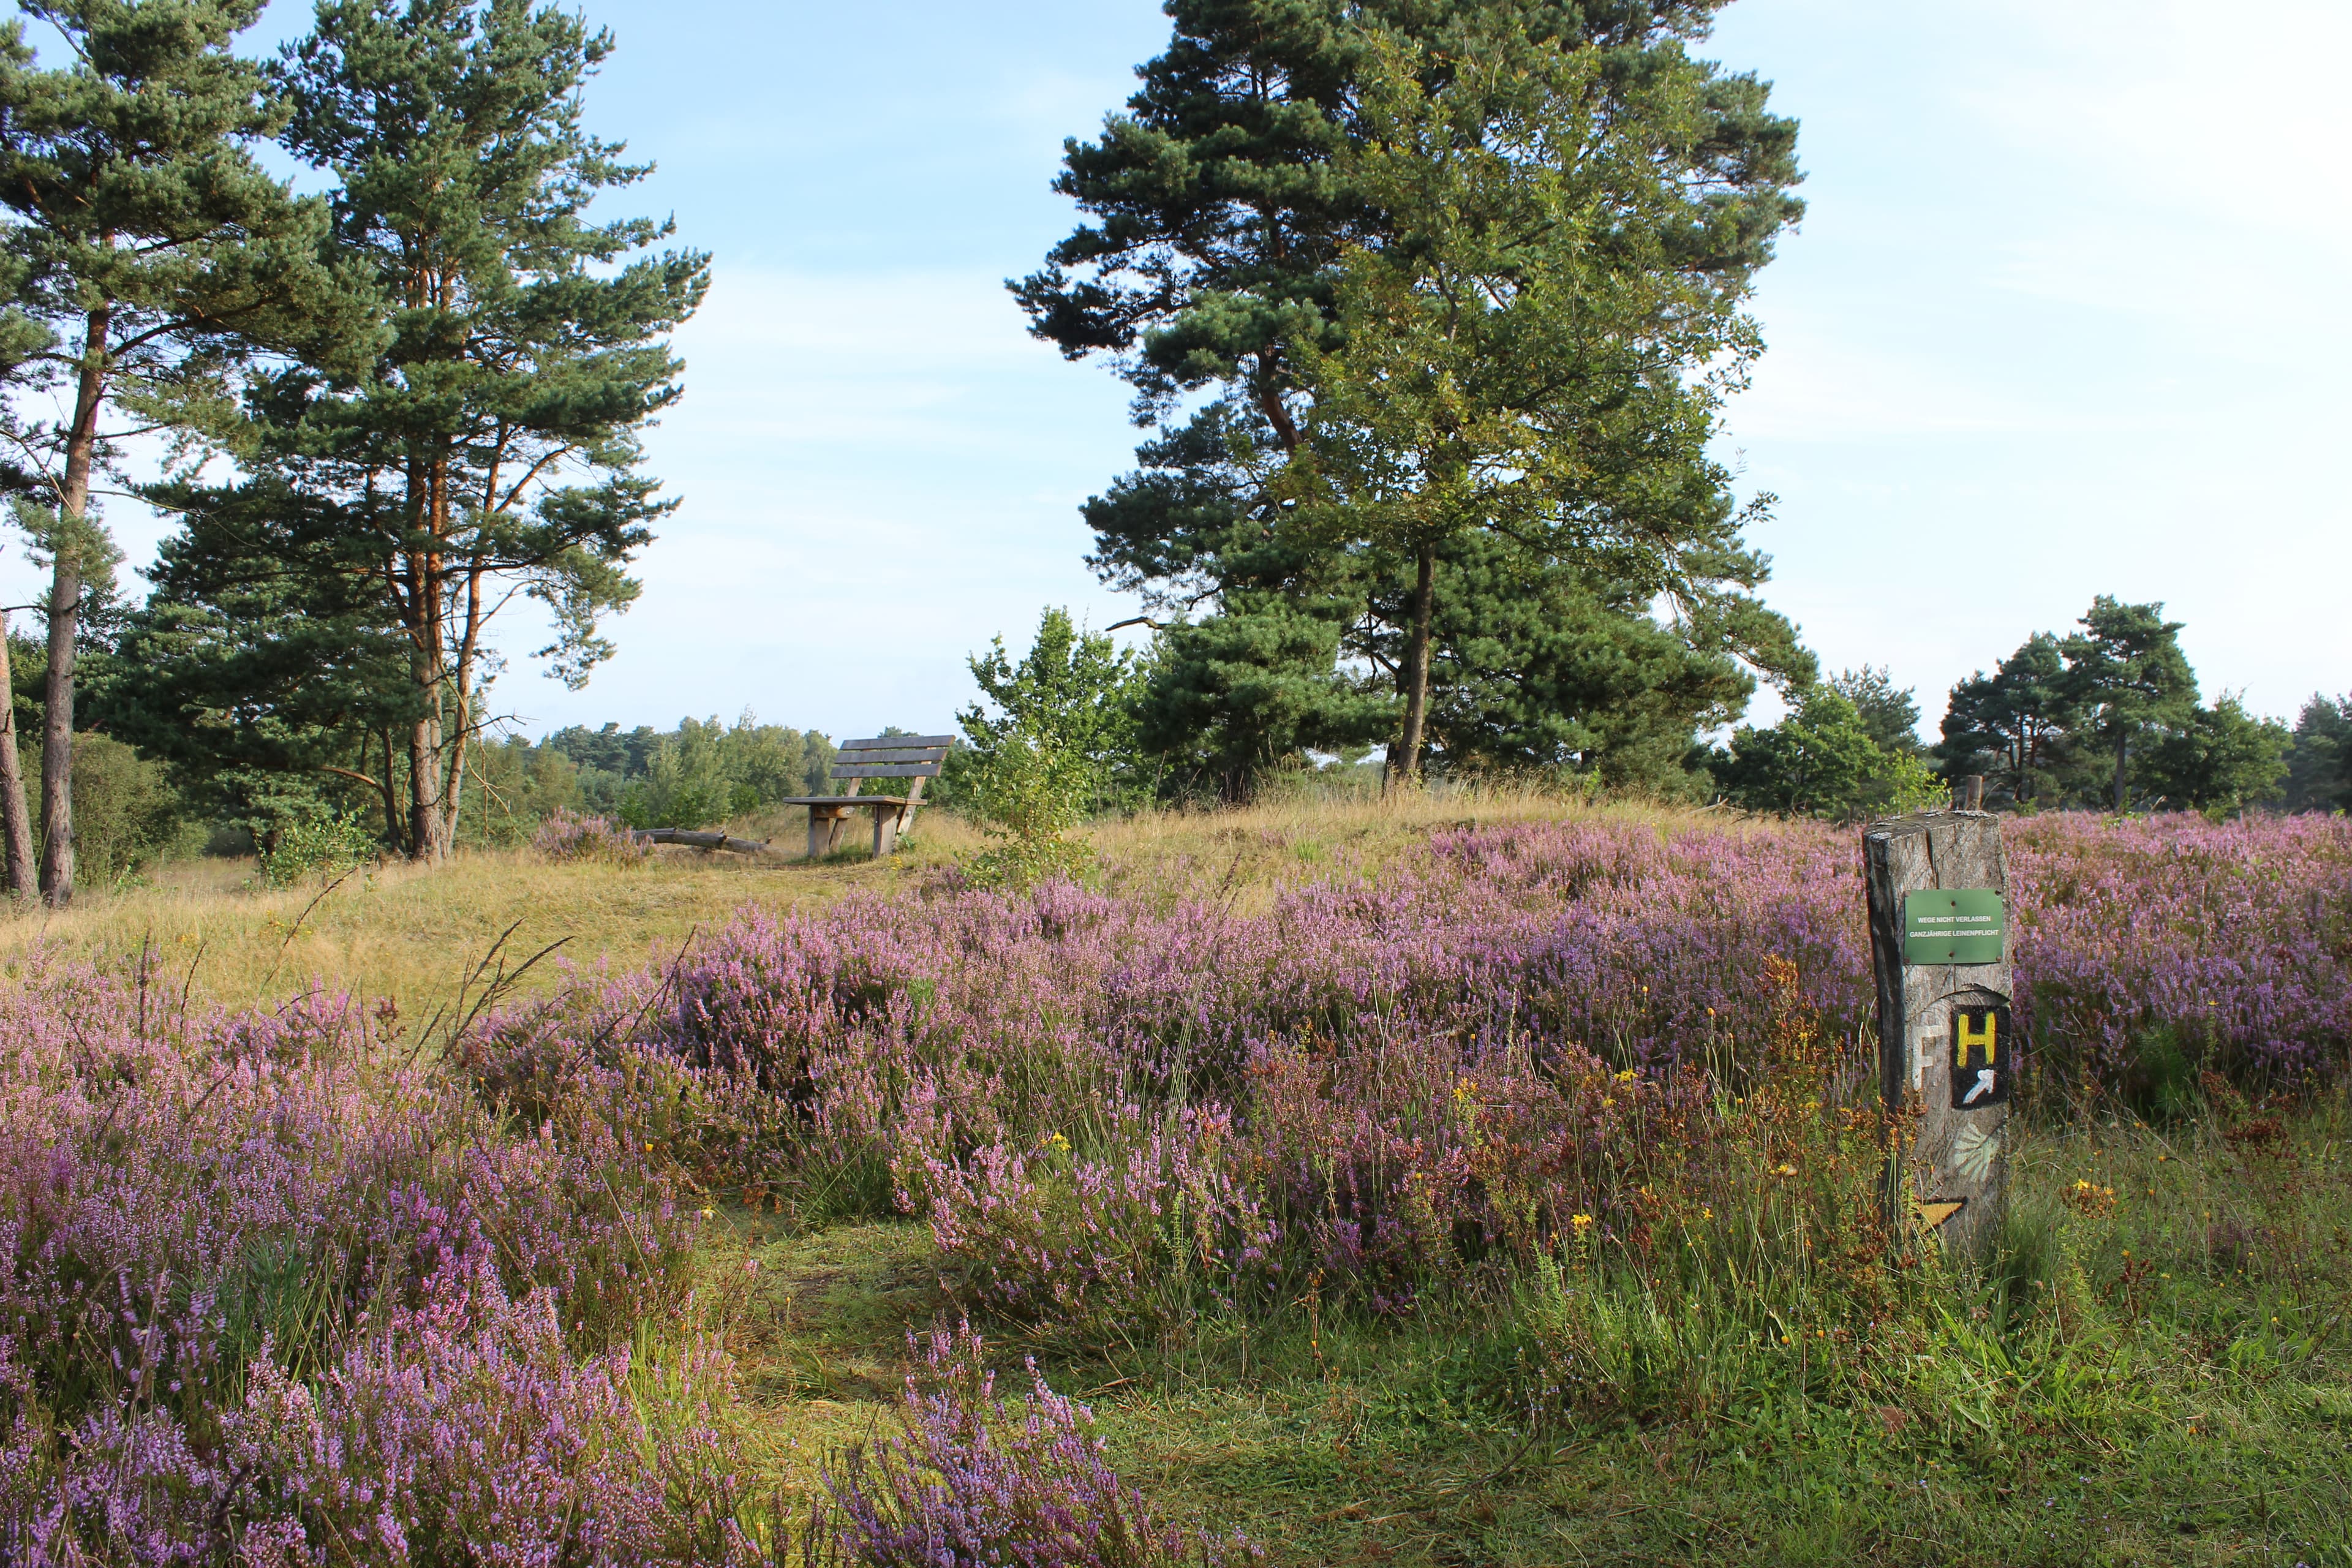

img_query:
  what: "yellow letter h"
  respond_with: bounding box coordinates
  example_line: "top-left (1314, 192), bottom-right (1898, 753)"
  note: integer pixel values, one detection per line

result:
top-left (1955, 1011), bottom-right (1997, 1069)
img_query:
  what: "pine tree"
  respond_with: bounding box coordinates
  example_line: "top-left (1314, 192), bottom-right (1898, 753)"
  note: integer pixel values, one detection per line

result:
top-left (1938, 632), bottom-right (2081, 805)
top-left (152, 0), bottom-right (708, 862)
top-left (1272, 28), bottom-right (1793, 780)
top-left (2062, 597), bottom-right (2198, 812)
top-left (1364, 533), bottom-right (1779, 791)
top-left (1028, 3), bottom-right (1806, 789)
top-left (0, 0), bottom-right (340, 904)
top-left (2138, 695), bottom-right (2288, 816)
top-left (107, 478), bottom-right (420, 847)
top-left (1828, 666), bottom-right (1921, 756)
top-left (2283, 694), bottom-right (2351, 813)
top-left (1136, 597), bottom-right (1391, 801)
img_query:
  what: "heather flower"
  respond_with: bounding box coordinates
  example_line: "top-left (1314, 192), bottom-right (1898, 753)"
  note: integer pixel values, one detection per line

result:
top-left (535, 809), bottom-right (652, 865)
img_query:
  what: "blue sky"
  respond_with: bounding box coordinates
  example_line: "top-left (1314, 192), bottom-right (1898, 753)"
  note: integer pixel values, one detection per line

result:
top-left (9, 0), bottom-right (2346, 744)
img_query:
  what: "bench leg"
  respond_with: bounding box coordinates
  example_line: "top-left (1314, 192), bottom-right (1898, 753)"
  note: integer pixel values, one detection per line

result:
top-left (809, 806), bottom-right (853, 858)
top-left (873, 805), bottom-right (903, 857)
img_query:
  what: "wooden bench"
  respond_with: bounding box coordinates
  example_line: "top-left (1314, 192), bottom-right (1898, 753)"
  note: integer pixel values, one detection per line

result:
top-left (780, 734), bottom-right (954, 858)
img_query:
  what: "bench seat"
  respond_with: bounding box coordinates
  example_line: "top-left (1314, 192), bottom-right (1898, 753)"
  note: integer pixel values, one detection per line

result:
top-left (792, 734), bottom-right (955, 856)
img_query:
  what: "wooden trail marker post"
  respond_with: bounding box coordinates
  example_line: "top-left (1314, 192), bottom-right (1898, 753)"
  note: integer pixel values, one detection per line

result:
top-left (1864, 785), bottom-right (2011, 1260)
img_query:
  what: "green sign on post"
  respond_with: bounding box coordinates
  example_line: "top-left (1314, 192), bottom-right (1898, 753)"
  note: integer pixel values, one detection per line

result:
top-left (1903, 888), bottom-right (2005, 965)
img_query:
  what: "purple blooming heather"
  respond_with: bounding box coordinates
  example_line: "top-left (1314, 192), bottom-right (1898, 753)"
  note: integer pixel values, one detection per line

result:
top-left (473, 812), bottom-right (2347, 1319)
top-left (535, 809), bottom-right (653, 864)
top-left (0, 954), bottom-right (709, 1561)
top-left (7, 811), bottom-right (2342, 1556)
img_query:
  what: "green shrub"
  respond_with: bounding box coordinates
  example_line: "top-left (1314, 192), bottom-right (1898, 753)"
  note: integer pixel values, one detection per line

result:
top-left (257, 807), bottom-right (380, 888)
top-left (22, 734), bottom-right (189, 888)
top-left (962, 728), bottom-right (1097, 891)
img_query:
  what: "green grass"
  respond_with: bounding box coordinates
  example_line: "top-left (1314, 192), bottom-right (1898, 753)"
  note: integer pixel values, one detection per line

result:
top-left (710, 1092), bottom-right (2352, 1566)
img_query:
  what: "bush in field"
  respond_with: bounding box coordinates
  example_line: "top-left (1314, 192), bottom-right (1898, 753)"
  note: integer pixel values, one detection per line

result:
top-left (255, 804), bottom-right (379, 886)
top-left (962, 726), bottom-right (1099, 890)
top-left (20, 733), bottom-right (189, 888)
top-left (807, 1322), bottom-right (1246, 1568)
top-left (952, 608), bottom-right (1147, 888)
top-left (534, 806), bottom-right (652, 865)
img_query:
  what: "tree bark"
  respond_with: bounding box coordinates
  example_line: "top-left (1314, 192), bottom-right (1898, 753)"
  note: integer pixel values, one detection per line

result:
top-left (376, 728), bottom-right (405, 853)
top-left (40, 303), bottom-right (113, 907)
top-left (1392, 542), bottom-right (1437, 788)
top-left (0, 615), bottom-right (32, 898)
top-left (2112, 729), bottom-right (2128, 812)
top-left (410, 710), bottom-right (449, 862)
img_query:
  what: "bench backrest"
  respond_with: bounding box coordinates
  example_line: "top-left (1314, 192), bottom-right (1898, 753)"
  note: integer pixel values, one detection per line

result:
top-left (832, 735), bottom-right (954, 782)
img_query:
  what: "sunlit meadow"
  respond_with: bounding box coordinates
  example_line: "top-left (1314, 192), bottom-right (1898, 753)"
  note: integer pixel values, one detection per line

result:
top-left (6, 804), bottom-right (2348, 1563)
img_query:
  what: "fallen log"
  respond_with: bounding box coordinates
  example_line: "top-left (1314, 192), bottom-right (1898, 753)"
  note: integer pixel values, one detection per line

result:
top-left (629, 827), bottom-right (778, 856)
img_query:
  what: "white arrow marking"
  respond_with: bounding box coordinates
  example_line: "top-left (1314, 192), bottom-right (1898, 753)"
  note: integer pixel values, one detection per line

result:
top-left (1963, 1069), bottom-right (1996, 1106)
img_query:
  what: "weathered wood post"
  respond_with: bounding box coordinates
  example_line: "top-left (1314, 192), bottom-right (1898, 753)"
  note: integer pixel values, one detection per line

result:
top-left (1864, 795), bottom-right (2012, 1261)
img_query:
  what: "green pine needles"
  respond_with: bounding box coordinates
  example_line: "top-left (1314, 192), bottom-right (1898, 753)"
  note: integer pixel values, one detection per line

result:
top-left (115, 0), bottom-right (709, 864)
top-left (0, 0), bottom-right (347, 903)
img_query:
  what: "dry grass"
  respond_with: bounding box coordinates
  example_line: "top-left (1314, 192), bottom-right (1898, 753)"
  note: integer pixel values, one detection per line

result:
top-left (1088, 779), bottom-right (1728, 913)
top-left (0, 818), bottom-right (978, 1016)
top-left (0, 785), bottom-right (1707, 1016)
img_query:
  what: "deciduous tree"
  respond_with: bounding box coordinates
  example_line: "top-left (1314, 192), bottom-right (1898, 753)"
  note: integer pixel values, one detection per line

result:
top-left (1714, 686), bottom-right (1939, 821)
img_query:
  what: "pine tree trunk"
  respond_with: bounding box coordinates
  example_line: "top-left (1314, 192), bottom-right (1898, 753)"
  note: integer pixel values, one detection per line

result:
top-left (2112, 730), bottom-right (2128, 812)
top-left (403, 439), bottom-right (458, 864)
top-left (1392, 543), bottom-right (1437, 789)
top-left (436, 670), bottom-right (472, 853)
top-left (377, 728), bottom-right (405, 853)
top-left (0, 616), bottom-right (32, 898)
top-left (410, 711), bottom-right (450, 862)
top-left (41, 303), bottom-right (111, 908)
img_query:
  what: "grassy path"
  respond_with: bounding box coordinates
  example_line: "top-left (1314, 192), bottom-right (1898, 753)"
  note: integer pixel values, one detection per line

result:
top-left (709, 1110), bottom-right (2352, 1567)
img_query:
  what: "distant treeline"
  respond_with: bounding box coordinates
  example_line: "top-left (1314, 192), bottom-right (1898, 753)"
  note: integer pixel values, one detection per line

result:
top-left (15, 578), bottom-right (2346, 892)
top-left (1712, 597), bottom-right (2349, 822)
top-left (365, 715), bottom-right (848, 848)
top-left (9, 612), bottom-right (850, 880)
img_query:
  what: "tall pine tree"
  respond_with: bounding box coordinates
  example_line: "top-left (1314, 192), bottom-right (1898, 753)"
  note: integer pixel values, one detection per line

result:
top-left (1022, 1), bottom-right (1806, 788)
top-left (147, 0), bottom-right (707, 861)
top-left (0, 0), bottom-right (339, 903)
top-left (2062, 597), bottom-right (2198, 813)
